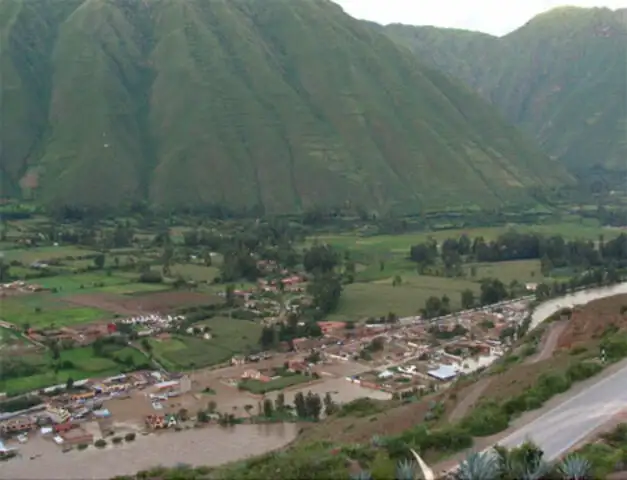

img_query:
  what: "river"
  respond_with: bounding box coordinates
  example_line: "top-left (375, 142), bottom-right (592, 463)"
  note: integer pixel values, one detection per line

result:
top-left (529, 281), bottom-right (627, 331)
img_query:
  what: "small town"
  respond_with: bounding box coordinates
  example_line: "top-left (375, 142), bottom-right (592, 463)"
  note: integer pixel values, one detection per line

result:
top-left (0, 273), bottom-right (533, 465)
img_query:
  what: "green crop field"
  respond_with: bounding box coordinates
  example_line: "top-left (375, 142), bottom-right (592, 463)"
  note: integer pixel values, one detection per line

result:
top-left (326, 276), bottom-right (479, 322)
top-left (170, 264), bottom-right (220, 282)
top-left (2, 246), bottom-right (99, 263)
top-left (310, 221), bottom-right (616, 255)
top-left (34, 273), bottom-right (129, 293)
top-left (149, 318), bottom-right (263, 370)
top-left (0, 296), bottom-right (108, 328)
top-left (0, 345), bottom-right (143, 395)
top-left (463, 259), bottom-right (544, 285)
top-left (239, 374), bottom-right (311, 394)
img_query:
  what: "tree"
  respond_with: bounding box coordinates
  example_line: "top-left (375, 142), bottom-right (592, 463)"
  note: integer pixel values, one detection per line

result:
top-left (141, 338), bottom-right (152, 353)
top-left (294, 392), bottom-right (307, 418)
top-left (225, 284), bottom-right (236, 307)
top-left (93, 254), bottom-right (105, 269)
top-left (207, 401), bottom-right (217, 413)
top-left (535, 283), bottom-right (551, 301)
top-left (305, 391), bottom-right (322, 420)
top-left (0, 259), bottom-right (11, 282)
top-left (259, 326), bottom-right (276, 349)
top-left (197, 410), bottom-right (209, 423)
top-left (275, 393), bottom-right (286, 412)
top-left (263, 398), bottom-right (274, 418)
top-left (244, 404), bottom-right (254, 417)
top-left (65, 377), bottom-right (74, 391)
top-left (308, 272), bottom-right (343, 316)
top-left (303, 244), bottom-right (338, 274)
top-left (479, 278), bottom-right (508, 305)
top-left (323, 392), bottom-right (337, 416)
top-left (461, 289), bottom-right (475, 310)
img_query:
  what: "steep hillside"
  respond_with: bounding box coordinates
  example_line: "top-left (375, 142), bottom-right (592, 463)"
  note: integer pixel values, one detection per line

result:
top-left (0, 0), bottom-right (572, 214)
top-left (383, 7), bottom-right (627, 175)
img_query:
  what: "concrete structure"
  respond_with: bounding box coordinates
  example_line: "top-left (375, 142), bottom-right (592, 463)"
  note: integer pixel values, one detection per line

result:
top-left (427, 365), bottom-right (458, 381)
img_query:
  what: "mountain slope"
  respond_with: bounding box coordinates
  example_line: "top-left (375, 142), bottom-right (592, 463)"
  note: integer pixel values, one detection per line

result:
top-left (383, 7), bottom-right (627, 175)
top-left (0, 0), bottom-right (572, 214)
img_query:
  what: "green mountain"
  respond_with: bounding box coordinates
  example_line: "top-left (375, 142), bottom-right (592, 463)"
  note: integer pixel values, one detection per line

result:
top-left (383, 7), bottom-right (627, 175)
top-left (0, 0), bottom-right (572, 214)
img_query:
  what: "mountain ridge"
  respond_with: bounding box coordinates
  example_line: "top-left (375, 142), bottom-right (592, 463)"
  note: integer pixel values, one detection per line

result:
top-left (381, 6), bottom-right (627, 175)
top-left (0, 0), bottom-right (573, 214)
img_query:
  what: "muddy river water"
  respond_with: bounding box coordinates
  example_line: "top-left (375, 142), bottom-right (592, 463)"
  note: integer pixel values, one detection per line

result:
top-left (0, 423), bottom-right (299, 479)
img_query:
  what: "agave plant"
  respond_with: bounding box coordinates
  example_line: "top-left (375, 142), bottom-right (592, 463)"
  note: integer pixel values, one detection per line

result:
top-left (371, 434), bottom-right (385, 448)
top-left (396, 459), bottom-right (419, 480)
top-left (514, 458), bottom-right (552, 480)
top-left (456, 451), bottom-right (500, 480)
top-left (558, 454), bottom-right (592, 480)
top-left (350, 470), bottom-right (373, 480)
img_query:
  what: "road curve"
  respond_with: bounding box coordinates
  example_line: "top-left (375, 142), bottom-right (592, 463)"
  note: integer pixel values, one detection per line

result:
top-left (498, 360), bottom-right (627, 460)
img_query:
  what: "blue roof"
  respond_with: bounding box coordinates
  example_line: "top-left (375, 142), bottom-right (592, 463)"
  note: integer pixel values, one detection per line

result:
top-left (427, 364), bottom-right (458, 380)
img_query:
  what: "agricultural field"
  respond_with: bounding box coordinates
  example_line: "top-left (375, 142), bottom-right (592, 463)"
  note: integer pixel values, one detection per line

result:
top-left (327, 275), bottom-right (479, 321)
top-left (148, 317), bottom-right (263, 370)
top-left (0, 295), bottom-right (108, 328)
top-left (170, 263), bottom-right (220, 282)
top-left (239, 373), bottom-right (311, 394)
top-left (307, 220), bottom-right (617, 321)
top-left (0, 344), bottom-right (147, 395)
top-left (2, 245), bottom-right (99, 263)
top-left (310, 221), bottom-right (617, 254)
top-left (34, 273), bottom-right (130, 293)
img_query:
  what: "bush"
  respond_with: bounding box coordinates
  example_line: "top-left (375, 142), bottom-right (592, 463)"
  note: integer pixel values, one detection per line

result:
top-left (461, 403), bottom-right (509, 436)
top-left (94, 439), bottom-right (107, 448)
top-left (112, 436), bottom-right (123, 444)
top-left (139, 270), bottom-right (163, 284)
top-left (77, 443), bottom-right (89, 451)
top-left (124, 432), bottom-right (136, 442)
top-left (338, 398), bottom-right (383, 418)
top-left (566, 361), bottom-right (603, 382)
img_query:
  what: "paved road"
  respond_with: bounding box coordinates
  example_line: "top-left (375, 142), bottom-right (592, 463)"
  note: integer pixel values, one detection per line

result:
top-left (497, 361), bottom-right (627, 460)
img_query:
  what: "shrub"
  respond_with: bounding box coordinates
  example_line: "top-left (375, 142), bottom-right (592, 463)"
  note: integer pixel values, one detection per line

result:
top-left (566, 361), bottom-right (603, 382)
top-left (94, 439), bottom-right (107, 448)
top-left (461, 403), bottom-right (509, 437)
top-left (77, 443), bottom-right (89, 451)
top-left (124, 432), bottom-right (136, 442)
top-left (112, 436), bottom-right (123, 444)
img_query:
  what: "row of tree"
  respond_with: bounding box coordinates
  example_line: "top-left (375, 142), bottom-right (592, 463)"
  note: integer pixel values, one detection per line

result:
top-left (409, 231), bottom-right (627, 270)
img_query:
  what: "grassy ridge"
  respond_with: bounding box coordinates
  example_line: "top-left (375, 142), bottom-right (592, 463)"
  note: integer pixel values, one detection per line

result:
top-left (383, 6), bottom-right (627, 174)
top-left (0, 0), bottom-right (571, 213)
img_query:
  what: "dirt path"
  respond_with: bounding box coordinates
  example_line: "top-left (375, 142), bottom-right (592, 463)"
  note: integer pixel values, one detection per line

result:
top-left (448, 378), bottom-right (492, 422)
top-left (527, 321), bottom-right (568, 364)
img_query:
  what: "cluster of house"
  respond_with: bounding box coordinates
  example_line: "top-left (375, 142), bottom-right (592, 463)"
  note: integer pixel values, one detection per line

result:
top-left (27, 323), bottom-right (117, 346)
top-left (0, 403), bottom-right (97, 448)
top-left (237, 359), bottom-right (311, 384)
top-left (340, 300), bottom-right (532, 393)
top-left (0, 280), bottom-right (46, 296)
top-left (118, 313), bottom-right (187, 336)
top-left (0, 371), bottom-right (194, 450)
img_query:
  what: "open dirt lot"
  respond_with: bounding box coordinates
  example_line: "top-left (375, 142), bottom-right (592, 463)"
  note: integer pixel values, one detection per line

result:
top-left (558, 294), bottom-right (627, 349)
top-left (64, 291), bottom-right (220, 315)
